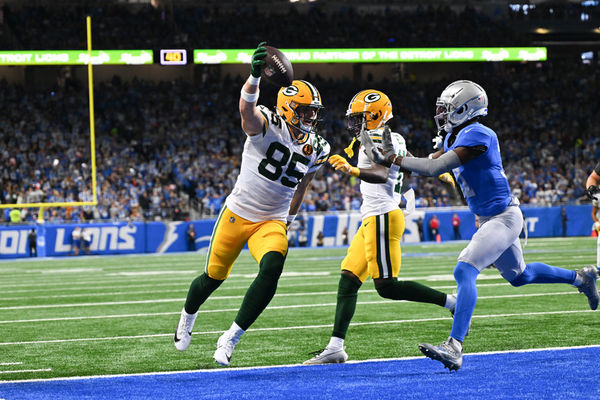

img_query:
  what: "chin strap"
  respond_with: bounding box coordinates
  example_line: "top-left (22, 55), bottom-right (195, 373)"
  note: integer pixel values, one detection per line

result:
top-left (344, 137), bottom-right (357, 158)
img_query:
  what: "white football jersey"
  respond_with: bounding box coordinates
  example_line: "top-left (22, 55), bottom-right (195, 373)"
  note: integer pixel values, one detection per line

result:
top-left (226, 106), bottom-right (330, 222)
top-left (357, 128), bottom-right (407, 219)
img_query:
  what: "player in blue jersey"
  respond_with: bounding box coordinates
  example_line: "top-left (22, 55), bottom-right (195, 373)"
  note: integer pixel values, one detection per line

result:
top-left (361, 80), bottom-right (599, 371)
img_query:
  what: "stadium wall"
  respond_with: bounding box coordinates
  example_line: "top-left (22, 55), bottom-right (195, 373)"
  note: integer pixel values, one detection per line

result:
top-left (0, 205), bottom-right (593, 259)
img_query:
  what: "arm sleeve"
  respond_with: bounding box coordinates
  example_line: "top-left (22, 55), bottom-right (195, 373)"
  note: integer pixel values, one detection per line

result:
top-left (595, 162), bottom-right (600, 175)
top-left (399, 150), bottom-right (462, 177)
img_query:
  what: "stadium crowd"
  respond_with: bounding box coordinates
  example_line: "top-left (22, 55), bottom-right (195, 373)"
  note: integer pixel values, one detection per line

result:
top-left (0, 3), bottom-right (526, 51)
top-left (1, 1), bottom-right (598, 52)
top-left (0, 2), bottom-right (598, 222)
top-left (1, 58), bottom-right (598, 223)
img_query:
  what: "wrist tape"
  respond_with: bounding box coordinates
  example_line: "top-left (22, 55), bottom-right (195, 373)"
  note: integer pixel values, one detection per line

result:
top-left (240, 88), bottom-right (259, 103)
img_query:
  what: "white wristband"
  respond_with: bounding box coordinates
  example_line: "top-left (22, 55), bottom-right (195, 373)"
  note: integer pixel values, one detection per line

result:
top-left (247, 75), bottom-right (261, 86)
top-left (241, 88), bottom-right (259, 103)
top-left (287, 214), bottom-right (296, 225)
top-left (390, 163), bottom-right (401, 173)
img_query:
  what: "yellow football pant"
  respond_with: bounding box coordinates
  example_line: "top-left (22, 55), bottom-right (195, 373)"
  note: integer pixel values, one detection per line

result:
top-left (341, 209), bottom-right (405, 282)
top-left (205, 206), bottom-right (288, 280)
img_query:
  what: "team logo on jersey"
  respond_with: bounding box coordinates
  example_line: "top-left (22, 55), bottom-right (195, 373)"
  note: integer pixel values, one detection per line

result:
top-left (364, 92), bottom-right (381, 103)
top-left (282, 85), bottom-right (299, 97)
top-left (302, 144), bottom-right (313, 156)
top-left (229, 217), bottom-right (235, 223)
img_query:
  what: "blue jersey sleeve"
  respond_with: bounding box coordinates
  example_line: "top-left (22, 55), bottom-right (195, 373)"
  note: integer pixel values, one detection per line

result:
top-left (453, 126), bottom-right (491, 149)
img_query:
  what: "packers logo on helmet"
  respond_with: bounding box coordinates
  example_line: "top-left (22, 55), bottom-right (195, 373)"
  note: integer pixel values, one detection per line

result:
top-left (277, 80), bottom-right (323, 142)
top-left (346, 89), bottom-right (393, 137)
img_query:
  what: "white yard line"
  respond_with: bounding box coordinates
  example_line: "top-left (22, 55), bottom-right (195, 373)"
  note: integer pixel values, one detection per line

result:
top-left (0, 270), bottom-right (349, 289)
top-left (0, 308), bottom-right (593, 346)
top-left (0, 289), bottom-right (576, 311)
top-left (0, 290), bottom-right (581, 324)
top-left (0, 362), bottom-right (22, 366)
top-left (0, 368), bottom-right (51, 374)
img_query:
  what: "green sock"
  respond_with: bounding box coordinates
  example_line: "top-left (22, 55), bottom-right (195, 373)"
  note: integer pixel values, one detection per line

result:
top-left (332, 274), bottom-right (361, 340)
top-left (184, 273), bottom-right (223, 314)
top-left (375, 279), bottom-right (446, 307)
top-left (234, 251), bottom-right (285, 330)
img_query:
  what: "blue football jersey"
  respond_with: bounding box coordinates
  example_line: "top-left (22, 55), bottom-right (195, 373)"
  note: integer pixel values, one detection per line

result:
top-left (443, 122), bottom-right (511, 217)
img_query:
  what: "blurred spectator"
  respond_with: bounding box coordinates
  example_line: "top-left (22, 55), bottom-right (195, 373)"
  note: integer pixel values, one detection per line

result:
top-left (416, 216), bottom-right (424, 242)
top-left (298, 223), bottom-right (308, 247)
top-left (81, 228), bottom-right (91, 255)
top-left (429, 215), bottom-right (440, 242)
top-left (9, 208), bottom-right (20, 223)
top-left (316, 231), bottom-right (324, 247)
top-left (186, 223), bottom-right (196, 251)
top-left (452, 213), bottom-right (461, 240)
top-left (28, 228), bottom-right (36, 257)
top-left (72, 227), bottom-right (81, 256)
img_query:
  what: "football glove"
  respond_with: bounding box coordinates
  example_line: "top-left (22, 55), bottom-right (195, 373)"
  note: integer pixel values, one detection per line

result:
top-left (585, 185), bottom-right (600, 202)
top-left (251, 42), bottom-right (267, 78)
top-left (432, 134), bottom-right (443, 150)
top-left (438, 172), bottom-right (455, 188)
top-left (328, 154), bottom-right (359, 177)
top-left (359, 125), bottom-right (395, 167)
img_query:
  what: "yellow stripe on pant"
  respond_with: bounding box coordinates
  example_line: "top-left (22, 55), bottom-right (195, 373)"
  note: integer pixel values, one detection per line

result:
top-left (204, 206), bottom-right (288, 280)
top-left (341, 209), bottom-right (405, 282)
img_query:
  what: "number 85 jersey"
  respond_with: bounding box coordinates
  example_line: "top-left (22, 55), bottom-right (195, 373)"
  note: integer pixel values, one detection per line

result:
top-left (226, 106), bottom-right (330, 222)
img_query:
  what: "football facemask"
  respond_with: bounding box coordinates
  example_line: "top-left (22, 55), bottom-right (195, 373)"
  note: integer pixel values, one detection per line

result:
top-left (277, 80), bottom-right (323, 140)
top-left (434, 80), bottom-right (488, 133)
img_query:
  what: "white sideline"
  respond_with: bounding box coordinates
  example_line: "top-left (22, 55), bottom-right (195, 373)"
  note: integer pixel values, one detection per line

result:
top-left (0, 345), bottom-right (598, 384)
top-left (0, 308), bottom-right (594, 346)
top-left (0, 290), bottom-right (584, 324)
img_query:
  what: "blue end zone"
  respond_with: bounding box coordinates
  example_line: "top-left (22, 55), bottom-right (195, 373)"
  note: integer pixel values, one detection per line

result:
top-left (2, 347), bottom-right (599, 400)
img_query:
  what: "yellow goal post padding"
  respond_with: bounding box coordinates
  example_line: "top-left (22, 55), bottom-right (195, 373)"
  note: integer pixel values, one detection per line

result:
top-left (0, 16), bottom-right (98, 211)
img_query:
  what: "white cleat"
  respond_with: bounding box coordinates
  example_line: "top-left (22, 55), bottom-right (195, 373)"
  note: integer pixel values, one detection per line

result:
top-left (173, 308), bottom-right (197, 351)
top-left (214, 331), bottom-right (241, 366)
top-left (303, 346), bottom-right (348, 365)
top-left (419, 338), bottom-right (463, 371)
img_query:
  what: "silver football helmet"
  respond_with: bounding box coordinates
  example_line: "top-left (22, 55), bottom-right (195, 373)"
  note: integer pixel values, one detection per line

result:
top-left (434, 80), bottom-right (488, 133)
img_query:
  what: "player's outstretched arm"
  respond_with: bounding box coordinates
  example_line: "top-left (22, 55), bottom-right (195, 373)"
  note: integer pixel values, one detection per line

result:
top-left (362, 128), bottom-right (483, 177)
top-left (239, 42), bottom-right (267, 136)
top-left (328, 154), bottom-right (388, 184)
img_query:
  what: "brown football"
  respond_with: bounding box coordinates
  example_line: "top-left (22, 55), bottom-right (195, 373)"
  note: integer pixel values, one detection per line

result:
top-left (262, 46), bottom-right (294, 87)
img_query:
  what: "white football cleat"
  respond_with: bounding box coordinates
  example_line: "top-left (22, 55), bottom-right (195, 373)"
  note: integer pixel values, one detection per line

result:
top-left (214, 331), bottom-right (242, 366)
top-left (419, 338), bottom-right (463, 371)
top-left (303, 346), bottom-right (348, 365)
top-left (173, 308), bottom-right (197, 351)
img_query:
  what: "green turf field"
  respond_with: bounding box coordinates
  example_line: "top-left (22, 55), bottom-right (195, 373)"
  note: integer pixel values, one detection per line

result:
top-left (1, 237), bottom-right (598, 381)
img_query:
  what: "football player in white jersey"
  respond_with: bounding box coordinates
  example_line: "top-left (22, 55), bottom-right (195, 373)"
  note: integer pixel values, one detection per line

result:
top-left (174, 42), bottom-right (330, 366)
top-left (304, 90), bottom-right (457, 364)
top-left (585, 162), bottom-right (600, 267)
